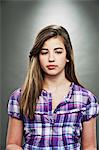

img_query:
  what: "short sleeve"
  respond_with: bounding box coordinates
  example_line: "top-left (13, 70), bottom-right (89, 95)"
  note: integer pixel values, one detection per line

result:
top-left (82, 92), bottom-right (99, 122)
top-left (7, 88), bottom-right (23, 120)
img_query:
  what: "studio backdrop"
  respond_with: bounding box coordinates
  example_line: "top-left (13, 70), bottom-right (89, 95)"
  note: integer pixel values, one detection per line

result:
top-left (1, 0), bottom-right (99, 149)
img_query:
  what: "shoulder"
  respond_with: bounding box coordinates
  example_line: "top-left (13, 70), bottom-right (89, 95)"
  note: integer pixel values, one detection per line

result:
top-left (8, 88), bottom-right (23, 119)
top-left (9, 88), bottom-right (22, 104)
top-left (73, 83), bottom-right (98, 104)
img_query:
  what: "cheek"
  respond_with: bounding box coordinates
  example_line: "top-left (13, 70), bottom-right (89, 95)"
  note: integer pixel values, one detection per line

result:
top-left (59, 55), bottom-right (67, 64)
top-left (58, 56), bottom-right (67, 68)
top-left (39, 56), bottom-right (46, 67)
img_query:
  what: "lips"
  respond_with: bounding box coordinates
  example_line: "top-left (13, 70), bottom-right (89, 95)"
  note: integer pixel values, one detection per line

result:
top-left (47, 65), bottom-right (56, 67)
top-left (46, 65), bottom-right (57, 69)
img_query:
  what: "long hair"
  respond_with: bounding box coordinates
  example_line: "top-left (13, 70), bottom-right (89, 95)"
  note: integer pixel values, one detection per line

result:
top-left (20, 25), bottom-right (82, 119)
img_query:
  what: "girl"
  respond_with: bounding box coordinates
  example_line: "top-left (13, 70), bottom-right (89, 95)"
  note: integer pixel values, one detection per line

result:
top-left (6, 25), bottom-right (99, 150)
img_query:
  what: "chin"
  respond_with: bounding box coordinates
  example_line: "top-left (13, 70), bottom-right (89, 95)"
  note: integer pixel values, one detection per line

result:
top-left (45, 71), bottom-right (61, 76)
top-left (44, 68), bottom-right (64, 76)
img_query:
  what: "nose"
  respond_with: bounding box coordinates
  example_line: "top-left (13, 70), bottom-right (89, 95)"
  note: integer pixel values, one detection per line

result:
top-left (48, 53), bottom-right (55, 62)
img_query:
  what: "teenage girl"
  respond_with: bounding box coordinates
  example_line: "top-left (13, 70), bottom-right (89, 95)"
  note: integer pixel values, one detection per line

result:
top-left (6, 25), bottom-right (99, 150)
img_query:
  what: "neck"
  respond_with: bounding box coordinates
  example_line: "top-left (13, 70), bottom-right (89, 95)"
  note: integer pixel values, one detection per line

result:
top-left (43, 72), bottom-right (70, 90)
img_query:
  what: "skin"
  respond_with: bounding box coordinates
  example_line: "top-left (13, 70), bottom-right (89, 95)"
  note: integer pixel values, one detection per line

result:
top-left (6, 36), bottom-right (97, 149)
top-left (82, 118), bottom-right (97, 150)
top-left (39, 36), bottom-right (67, 77)
top-left (6, 117), bottom-right (23, 150)
top-left (39, 36), bottom-right (70, 89)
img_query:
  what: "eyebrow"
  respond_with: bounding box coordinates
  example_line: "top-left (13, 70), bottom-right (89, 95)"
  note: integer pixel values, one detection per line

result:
top-left (41, 47), bottom-right (64, 51)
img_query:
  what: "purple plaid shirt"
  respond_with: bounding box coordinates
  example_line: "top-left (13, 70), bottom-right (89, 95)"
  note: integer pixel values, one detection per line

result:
top-left (8, 82), bottom-right (99, 150)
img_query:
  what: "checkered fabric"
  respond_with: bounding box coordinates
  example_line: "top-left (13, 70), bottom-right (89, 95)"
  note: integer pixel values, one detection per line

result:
top-left (8, 82), bottom-right (99, 150)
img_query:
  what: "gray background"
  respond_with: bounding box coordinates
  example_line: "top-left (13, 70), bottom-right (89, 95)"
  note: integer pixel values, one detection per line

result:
top-left (1, 0), bottom-right (99, 149)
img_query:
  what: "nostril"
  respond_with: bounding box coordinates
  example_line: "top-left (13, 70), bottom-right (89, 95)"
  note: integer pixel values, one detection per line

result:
top-left (49, 59), bottom-right (55, 62)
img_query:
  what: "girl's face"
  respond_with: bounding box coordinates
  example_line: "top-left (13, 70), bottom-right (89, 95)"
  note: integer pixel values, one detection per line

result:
top-left (39, 36), bottom-right (68, 77)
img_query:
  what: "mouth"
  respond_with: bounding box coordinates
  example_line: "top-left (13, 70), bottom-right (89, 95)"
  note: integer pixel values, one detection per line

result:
top-left (46, 65), bottom-right (57, 70)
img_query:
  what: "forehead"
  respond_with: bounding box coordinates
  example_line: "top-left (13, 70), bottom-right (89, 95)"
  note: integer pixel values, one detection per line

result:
top-left (42, 36), bottom-right (65, 48)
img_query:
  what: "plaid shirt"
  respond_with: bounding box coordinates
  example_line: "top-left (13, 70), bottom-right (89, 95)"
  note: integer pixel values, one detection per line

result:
top-left (8, 82), bottom-right (99, 150)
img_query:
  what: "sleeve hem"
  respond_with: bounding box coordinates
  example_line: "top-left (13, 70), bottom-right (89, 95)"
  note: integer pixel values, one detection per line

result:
top-left (83, 113), bottom-right (99, 122)
top-left (8, 113), bottom-right (23, 120)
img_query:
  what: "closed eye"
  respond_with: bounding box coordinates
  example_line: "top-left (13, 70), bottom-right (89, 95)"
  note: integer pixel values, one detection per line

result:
top-left (40, 51), bottom-right (48, 55)
top-left (55, 51), bottom-right (62, 54)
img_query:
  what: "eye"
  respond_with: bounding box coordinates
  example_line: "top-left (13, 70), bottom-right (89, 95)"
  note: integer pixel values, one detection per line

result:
top-left (40, 51), bottom-right (48, 55)
top-left (55, 51), bottom-right (62, 54)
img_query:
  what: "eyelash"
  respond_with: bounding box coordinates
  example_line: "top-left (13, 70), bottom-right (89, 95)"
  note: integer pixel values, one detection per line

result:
top-left (56, 51), bottom-right (62, 54)
top-left (40, 51), bottom-right (62, 55)
top-left (40, 52), bottom-right (48, 55)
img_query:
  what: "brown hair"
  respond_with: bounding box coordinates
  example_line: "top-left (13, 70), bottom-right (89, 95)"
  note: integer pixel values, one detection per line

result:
top-left (20, 25), bottom-right (82, 119)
